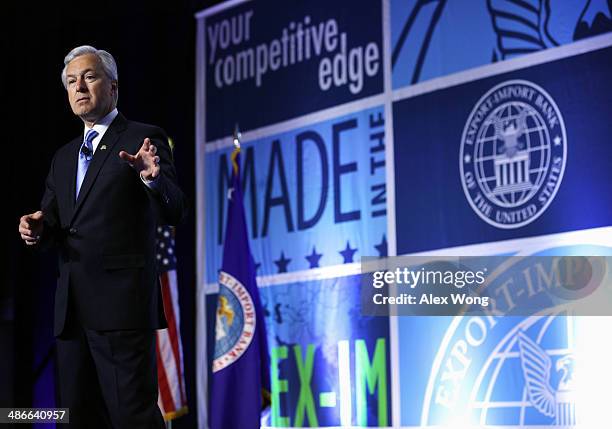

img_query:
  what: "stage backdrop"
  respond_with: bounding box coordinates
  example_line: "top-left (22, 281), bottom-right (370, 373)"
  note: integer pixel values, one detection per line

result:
top-left (196, 1), bottom-right (612, 428)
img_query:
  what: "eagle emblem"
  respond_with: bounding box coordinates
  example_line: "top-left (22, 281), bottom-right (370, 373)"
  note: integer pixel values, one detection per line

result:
top-left (517, 331), bottom-right (576, 425)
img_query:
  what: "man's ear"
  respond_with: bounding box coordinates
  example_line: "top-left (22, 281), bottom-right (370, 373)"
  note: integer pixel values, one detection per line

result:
top-left (111, 80), bottom-right (118, 95)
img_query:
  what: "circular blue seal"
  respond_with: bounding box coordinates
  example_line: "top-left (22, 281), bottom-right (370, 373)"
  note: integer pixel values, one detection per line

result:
top-left (460, 80), bottom-right (567, 229)
top-left (213, 271), bottom-right (256, 372)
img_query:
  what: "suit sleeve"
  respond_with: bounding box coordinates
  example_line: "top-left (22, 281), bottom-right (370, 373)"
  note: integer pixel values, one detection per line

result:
top-left (144, 128), bottom-right (188, 226)
top-left (38, 153), bottom-right (62, 250)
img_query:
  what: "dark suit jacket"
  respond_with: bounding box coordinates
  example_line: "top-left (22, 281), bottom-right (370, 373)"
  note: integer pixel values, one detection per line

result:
top-left (40, 113), bottom-right (187, 336)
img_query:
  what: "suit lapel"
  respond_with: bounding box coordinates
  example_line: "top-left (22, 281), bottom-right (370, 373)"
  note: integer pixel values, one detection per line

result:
top-left (71, 113), bottom-right (128, 222)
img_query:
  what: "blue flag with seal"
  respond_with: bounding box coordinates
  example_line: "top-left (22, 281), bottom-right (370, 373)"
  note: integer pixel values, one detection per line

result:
top-left (210, 145), bottom-right (271, 429)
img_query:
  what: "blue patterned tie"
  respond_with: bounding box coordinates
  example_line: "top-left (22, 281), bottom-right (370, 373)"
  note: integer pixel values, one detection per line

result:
top-left (76, 129), bottom-right (99, 198)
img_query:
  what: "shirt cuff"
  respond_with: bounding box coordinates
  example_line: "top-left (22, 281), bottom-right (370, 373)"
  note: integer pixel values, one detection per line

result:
top-left (140, 172), bottom-right (160, 190)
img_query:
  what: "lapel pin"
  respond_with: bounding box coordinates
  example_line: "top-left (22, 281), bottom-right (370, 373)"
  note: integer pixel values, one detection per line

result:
top-left (100, 145), bottom-right (107, 151)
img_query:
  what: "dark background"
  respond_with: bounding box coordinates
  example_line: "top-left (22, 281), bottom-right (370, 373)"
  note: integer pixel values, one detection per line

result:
top-left (3, 1), bottom-right (222, 427)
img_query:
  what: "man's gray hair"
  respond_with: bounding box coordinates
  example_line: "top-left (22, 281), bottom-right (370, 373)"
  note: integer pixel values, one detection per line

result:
top-left (61, 45), bottom-right (118, 102)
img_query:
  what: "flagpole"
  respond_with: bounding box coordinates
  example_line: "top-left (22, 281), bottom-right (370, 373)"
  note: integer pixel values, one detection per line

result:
top-left (231, 124), bottom-right (241, 173)
top-left (233, 123), bottom-right (241, 150)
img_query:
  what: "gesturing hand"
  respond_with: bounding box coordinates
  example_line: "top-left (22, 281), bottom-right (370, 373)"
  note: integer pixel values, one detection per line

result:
top-left (119, 138), bottom-right (160, 181)
top-left (19, 211), bottom-right (44, 246)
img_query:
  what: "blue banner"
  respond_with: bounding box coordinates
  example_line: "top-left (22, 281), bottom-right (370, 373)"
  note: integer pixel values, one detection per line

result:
top-left (397, 244), bottom-right (612, 426)
top-left (197, 1), bottom-right (612, 427)
top-left (391, 0), bottom-right (612, 88)
top-left (393, 45), bottom-right (612, 254)
top-left (204, 0), bottom-right (383, 140)
top-left (260, 275), bottom-right (391, 427)
top-left (205, 106), bottom-right (387, 283)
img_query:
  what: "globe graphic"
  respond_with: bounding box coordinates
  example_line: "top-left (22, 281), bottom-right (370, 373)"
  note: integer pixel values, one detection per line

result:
top-left (468, 312), bottom-right (574, 426)
top-left (473, 101), bottom-right (551, 208)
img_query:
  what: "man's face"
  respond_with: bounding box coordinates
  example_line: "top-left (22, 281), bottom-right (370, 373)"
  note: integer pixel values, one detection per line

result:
top-left (65, 54), bottom-right (116, 123)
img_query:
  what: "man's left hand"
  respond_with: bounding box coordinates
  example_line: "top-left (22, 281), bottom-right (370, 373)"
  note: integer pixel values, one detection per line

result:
top-left (119, 138), bottom-right (160, 180)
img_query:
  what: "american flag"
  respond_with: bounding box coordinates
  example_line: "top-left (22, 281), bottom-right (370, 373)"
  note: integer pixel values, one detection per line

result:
top-left (155, 225), bottom-right (188, 421)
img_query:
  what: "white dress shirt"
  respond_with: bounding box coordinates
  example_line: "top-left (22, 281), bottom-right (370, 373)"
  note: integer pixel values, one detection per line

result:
top-left (83, 108), bottom-right (158, 189)
top-left (83, 108), bottom-right (118, 153)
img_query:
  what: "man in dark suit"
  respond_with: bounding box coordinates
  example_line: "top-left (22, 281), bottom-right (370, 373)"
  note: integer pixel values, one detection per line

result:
top-left (18, 45), bottom-right (187, 428)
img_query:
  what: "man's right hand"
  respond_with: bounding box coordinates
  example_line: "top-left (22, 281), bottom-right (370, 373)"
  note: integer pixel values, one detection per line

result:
top-left (19, 211), bottom-right (44, 246)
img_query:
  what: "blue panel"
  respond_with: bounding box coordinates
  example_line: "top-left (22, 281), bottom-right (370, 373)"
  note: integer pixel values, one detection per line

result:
top-left (204, 0), bottom-right (384, 140)
top-left (391, 0), bottom-right (612, 87)
top-left (261, 275), bottom-right (391, 426)
top-left (394, 46), bottom-right (612, 254)
top-left (205, 106), bottom-right (387, 283)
